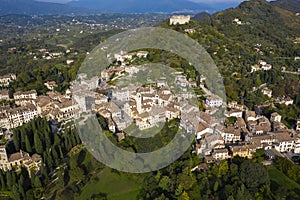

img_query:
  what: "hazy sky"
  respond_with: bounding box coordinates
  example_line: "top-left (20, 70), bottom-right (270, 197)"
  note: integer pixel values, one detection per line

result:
top-left (37, 0), bottom-right (72, 3)
top-left (37, 0), bottom-right (245, 4)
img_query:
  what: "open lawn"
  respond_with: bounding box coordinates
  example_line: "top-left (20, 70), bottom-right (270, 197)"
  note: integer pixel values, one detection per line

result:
top-left (268, 166), bottom-right (300, 191)
top-left (77, 167), bottom-right (141, 200)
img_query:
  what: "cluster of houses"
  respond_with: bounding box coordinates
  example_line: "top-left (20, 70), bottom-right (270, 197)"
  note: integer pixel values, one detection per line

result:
top-left (94, 64), bottom-right (201, 138)
top-left (0, 45), bottom-right (299, 172)
top-left (0, 87), bottom-right (79, 132)
top-left (79, 50), bottom-right (300, 164)
top-left (195, 100), bottom-right (300, 163)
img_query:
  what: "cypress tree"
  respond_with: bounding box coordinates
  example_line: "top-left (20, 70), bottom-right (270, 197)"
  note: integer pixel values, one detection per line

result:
top-left (25, 134), bottom-right (32, 153)
top-left (34, 133), bottom-right (43, 154)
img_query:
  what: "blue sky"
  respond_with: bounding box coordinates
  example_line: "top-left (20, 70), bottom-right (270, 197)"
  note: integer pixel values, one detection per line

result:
top-left (37, 0), bottom-right (245, 4)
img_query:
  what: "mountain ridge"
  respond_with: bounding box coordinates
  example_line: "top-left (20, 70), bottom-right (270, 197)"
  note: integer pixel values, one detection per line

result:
top-left (67, 0), bottom-right (239, 14)
top-left (0, 0), bottom-right (94, 16)
top-left (0, 0), bottom-right (241, 16)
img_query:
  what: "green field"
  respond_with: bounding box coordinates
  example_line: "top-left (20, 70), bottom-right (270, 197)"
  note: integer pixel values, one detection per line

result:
top-left (77, 167), bottom-right (141, 200)
top-left (268, 166), bottom-right (300, 191)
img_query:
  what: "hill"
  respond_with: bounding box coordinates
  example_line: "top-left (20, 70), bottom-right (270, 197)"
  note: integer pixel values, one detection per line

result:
top-left (191, 12), bottom-right (211, 22)
top-left (272, 0), bottom-right (300, 12)
top-left (162, 0), bottom-right (300, 108)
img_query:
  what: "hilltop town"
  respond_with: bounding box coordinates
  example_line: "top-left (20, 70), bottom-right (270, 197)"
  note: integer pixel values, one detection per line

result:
top-left (1, 47), bottom-right (299, 174)
top-left (0, 0), bottom-right (299, 198)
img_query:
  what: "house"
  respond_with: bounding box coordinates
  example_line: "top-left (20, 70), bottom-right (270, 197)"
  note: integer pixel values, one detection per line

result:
top-left (0, 74), bottom-right (16, 87)
top-left (36, 96), bottom-right (53, 115)
top-left (81, 76), bottom-right (99, 90)
top-left (271, 131), bottom-right (295, 152)
top-left (294, 138), bottom-right (300, 153)
top-left (180, 113), bottom-right (199, 134)
top-left (204, 156), bottom-right (216, 163)
top-left (262, 87), bottom-right (272, 98)
top-left (196, 122), bottom-right (213, 140)
top-left (136, 112), bottom-right (151, 130)
top-left (245, 110), bottom-right (258, 122)
top-left (112, 88), bottom-right (130, 102)
top-left (117, 132), bottom-right (125, 141)
top-left (251, 65), bottom-right (260, 73)
top-left (0, 90), bottom-right (10, 101)
top-left (52, 100), bottom-right (79, 122)
top-left (296, 119), bottom-right (300, 131)
top-left (14, 90), bottom-right (37, 100)
top-left (66, 59), bottom-right (74, 65)
top-left (261, 64), bottom-right (272, 71)
top-left (212, 148), bottom-right (230, 160)
top-left (136, 51), bottom-right (148, 58)
top-left (225, 109), bottom-right (243, 118)
top-left (44, 81), bottom-right (57, 91)
top-left (231, 145), bottom-right (252, 158)
top-left (0, 104), bottom-right (38, 129)
top-left (94, 93), bottom-right (108, 104)
top-left (205, 95), bottom-right (223, 107)
top-left (108, 118), bottom-right (116, 133)
top-left (272, 121), bottom-right (288, 132)
top-left (165, 107), bottom-right (180, 120)
top-left (191, 163), bottom-right (208, 172)
top-left (157, 78), bottom-right (167, 88)
top-left (276, 96), bottom-right (294, 105)
top-left (270, 112), bottom-right (282, 123)
top-left (112, 117), bottom-right (127, 131)
top-left (227, 101), bottom-right (244, 110)
top-left (217, 126), bottom-right (241, 143)
top-left (176, 75), bottom-right (189, 87)
top-left (0, 146), bottom-right (41, 172)
top-left (248, 116), bottom-right (271, 135)
top-left (169, 15), bottom-right (190, 25)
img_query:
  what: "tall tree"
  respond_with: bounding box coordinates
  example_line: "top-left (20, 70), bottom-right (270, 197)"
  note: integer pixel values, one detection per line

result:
top-left (34, 133), bottom-right (43, 154)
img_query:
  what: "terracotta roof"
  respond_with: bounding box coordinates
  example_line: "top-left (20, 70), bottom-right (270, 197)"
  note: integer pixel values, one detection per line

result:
top-left (8, 151), bottom-right (30, 162)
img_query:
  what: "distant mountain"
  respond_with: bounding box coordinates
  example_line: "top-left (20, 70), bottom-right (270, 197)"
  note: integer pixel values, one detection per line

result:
top-left (192, 12), bottom-right (211, 22)
top-left (67, 0), bottom-right (239, 14)
top-left (271, 0), bottom-right (300, 12)
top-left (0, 0), bottom-right (93, 16)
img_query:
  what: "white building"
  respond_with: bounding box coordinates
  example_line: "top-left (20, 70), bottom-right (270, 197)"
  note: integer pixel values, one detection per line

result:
top-left (81, 76), bottom-right (99, 90)
top-left (14, 90), bottom-right (37, 100)
top-left (44, 81), bottom-right (57, 91)
top-left (296, 119), bottom-right (300, 131)
top-left (196, 122), bottom-right (213, 140)
top-left (217, 126), bottom-right (241, 143)
top-left (271, 132), bottom-right (295, 152)
top-left (270, 112), bottom-right (282, 123)
top-left (169, 15), bottom-right (190, 25)
top-left (0, 74), bottom-right (16, 87)
top-left (0, 104), bottom-right (38, 129)
top-left (112, 88), bottom-right (130, 102)
top-left (224, 109), bottom-right (243, 118)
top-left (262, 87), bottom-right (272, 98)
top-left (212, 148), bottom-right (230, 160)
top-left (205, 95), bottom-right (223, 107)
